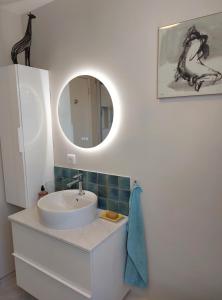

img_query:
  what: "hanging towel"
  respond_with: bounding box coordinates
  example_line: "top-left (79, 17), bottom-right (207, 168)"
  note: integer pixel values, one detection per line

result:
top-left (124, 184), bottom-right (148, 288)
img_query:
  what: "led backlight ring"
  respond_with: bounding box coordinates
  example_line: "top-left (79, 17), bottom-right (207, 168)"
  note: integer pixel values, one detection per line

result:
top-left (56, 69), bottom-right (121, 152)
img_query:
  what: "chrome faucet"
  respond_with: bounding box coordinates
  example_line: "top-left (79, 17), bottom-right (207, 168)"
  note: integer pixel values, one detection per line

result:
top-left (67, 173), bottom-right (85, 195)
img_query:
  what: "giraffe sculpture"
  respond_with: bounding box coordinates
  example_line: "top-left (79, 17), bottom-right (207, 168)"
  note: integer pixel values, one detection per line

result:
top-left (11, 13), bottom-right (36, 66)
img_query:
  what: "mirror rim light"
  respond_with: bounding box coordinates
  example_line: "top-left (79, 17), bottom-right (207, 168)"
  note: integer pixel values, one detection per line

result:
top-left (57, 69), bottom-right (121, 152)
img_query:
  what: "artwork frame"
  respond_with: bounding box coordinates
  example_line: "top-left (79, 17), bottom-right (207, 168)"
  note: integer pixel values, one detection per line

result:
top-left (158, 12), bottom-right (222, 98)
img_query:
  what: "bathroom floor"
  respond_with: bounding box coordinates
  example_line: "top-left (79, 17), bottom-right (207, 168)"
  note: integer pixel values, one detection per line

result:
top-left (0, 273), bottom-right (36, 300)
top-left (0, 272), bottom-right (146, 300)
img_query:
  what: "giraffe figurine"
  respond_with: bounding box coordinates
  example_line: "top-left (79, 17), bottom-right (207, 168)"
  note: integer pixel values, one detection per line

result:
top-left (11, 12), bottom-right (36, 66)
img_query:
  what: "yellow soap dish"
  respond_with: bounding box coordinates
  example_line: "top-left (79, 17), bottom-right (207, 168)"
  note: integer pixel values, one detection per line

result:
top-left (100, 211), bottom-right (125, 222)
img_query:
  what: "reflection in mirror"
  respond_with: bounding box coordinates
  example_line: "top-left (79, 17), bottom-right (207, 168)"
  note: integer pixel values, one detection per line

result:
top-left (58, 76), bottom-right (113, 148)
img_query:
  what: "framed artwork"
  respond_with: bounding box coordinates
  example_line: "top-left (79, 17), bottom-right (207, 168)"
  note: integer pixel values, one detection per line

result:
top-left (158, 12), bottom-right (222, 98)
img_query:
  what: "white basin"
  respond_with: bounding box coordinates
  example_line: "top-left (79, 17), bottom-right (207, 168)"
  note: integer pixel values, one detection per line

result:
top-left (37, 190), bottom-right (97, 229)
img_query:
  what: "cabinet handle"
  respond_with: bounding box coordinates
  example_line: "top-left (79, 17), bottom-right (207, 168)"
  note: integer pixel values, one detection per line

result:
top-left (17, 127), bottom-right (24, 153)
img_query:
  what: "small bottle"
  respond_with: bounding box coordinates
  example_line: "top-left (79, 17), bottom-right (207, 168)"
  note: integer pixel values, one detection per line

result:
top-left (38, 185), bottom-right (48, 199)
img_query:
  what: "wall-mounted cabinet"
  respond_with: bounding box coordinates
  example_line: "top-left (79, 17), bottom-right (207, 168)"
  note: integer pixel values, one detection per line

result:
top-left (9, 208), bottom-right (129, 300)
top-left (0, 65), bottom-right (54, 208)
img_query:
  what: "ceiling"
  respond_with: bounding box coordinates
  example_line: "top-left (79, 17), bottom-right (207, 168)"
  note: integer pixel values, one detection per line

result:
top-left (0, 0), bottom-right (54, 14)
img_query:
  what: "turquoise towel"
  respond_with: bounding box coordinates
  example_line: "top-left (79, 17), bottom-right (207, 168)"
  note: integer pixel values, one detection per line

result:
top-left (124, 184), bottom-right (148, 288)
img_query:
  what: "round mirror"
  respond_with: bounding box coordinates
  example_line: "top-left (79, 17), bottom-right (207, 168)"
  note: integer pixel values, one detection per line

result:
top-left (58, 75), bottom-right (114, 148)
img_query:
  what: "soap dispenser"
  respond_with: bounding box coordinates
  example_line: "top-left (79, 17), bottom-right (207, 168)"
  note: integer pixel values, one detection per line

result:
top-left (38, 185), bottom-right (48, 199)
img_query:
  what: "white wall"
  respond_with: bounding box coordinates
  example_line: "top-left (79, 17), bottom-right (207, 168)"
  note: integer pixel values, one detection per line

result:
top-left (0, 8), bottom-right (23, 278)
top-left (0, 8), bottom-right (23, 65)
top-left (31, 1), bottom-right (222, 299)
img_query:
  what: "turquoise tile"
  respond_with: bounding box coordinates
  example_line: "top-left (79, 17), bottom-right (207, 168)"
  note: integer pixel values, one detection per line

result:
top-left (69, 182), bottom-right (79, 189)
top-left (54, 167), bottom-right (130, 216)
top-left (119, 176), bottom-right (130, 190)
top-left (62, 167), bottom-right (73, 178)
top-left (87, 172), bottom-right (98, 184)
top-left (55, 178), bottom-right (65, 190)
top-left (119, 190), bottom-right (130, 203)
top-left (86, 182), bottom-right (98, 194)
top-left (62, 178), bottom-right (75, 189)
top-left (107, 187), bottom-right (119, 201)
top-left (118, 201), bottom-right (129, 216)
top-left (63, 178), bottom-right (74, 184)
top-left (98, 173), bottom-right (108, 186)
top-left (98, 185), bottom-right (107, 197)
top-left (55, 176), bottom-right (64, 183)
top-left (54, 166), bottom-right (63, 178)
top-left (107, 199), bottom-right (118, 211)
top-left (98, 197), bottom-right (107, 210)
top-left (108, 175), bottom-right (118, 187)
top-left (70, 168), bottom-right (79, 177)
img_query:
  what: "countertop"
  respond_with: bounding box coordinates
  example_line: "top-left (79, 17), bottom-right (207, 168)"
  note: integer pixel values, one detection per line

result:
top-left (9, 207), bottom-right (127, 252)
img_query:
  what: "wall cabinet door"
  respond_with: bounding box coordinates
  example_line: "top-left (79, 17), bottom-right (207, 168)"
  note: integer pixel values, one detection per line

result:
top-left (0, 65), bottom-right (54, 208)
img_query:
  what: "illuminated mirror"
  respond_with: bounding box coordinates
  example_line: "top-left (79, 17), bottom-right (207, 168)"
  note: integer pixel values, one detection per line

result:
top-left (58, 76), bottom-right (113, 148)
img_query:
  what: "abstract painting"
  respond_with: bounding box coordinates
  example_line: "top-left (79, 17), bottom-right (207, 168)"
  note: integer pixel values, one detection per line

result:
top-left (158, 12), bottom-right (222, 98)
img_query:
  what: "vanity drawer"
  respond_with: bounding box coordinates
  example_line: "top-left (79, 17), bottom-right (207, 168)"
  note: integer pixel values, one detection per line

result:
top-left (15, 256), bottom-right (91, 300)
top-left (11, 222), bottom-right (92, 293)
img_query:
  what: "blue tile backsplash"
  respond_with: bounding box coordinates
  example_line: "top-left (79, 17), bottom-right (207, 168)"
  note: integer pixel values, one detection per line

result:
top-left (54, 166), bottom-right (131, 215)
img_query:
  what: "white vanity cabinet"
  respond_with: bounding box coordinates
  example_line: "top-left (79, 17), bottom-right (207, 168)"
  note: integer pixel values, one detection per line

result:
top-left (9, 208), bottom-right (129, 300)
top-left (0, 65), bottom-right (54, 208)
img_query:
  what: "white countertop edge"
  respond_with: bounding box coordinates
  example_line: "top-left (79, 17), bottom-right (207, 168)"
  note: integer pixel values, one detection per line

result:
top-left (9, 208), bottom-right (128, 252)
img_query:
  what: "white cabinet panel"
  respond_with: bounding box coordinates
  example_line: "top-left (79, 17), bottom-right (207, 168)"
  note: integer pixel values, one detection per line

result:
top-left (15, 256), bottom-right (90, 300)
top-left (0, 65), bottom-right (54, 208)
top-left (17, 65), bottom-right (54, 207)
top-left (12, 222), bottom-right (91, 292)
top-left (10, 217), bottom-right (129, 300)
top-left (0, 66), bottom-right (27, 207)
top-left (91, 225), bottom-right (128, 300)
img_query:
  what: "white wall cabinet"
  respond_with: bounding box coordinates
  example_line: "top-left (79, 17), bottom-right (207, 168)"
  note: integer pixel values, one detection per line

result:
top-left (0, 65), bottom-right (54, 208)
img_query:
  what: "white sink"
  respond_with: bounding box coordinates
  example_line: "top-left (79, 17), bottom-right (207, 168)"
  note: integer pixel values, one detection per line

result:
top-left (37, 190), bottom-right (97, 229)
